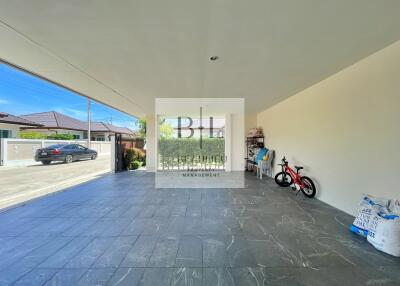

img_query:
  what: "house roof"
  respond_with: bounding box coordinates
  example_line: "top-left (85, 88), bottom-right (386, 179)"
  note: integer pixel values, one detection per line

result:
top-left (90, 121), bottom-right (135, 136)
top-left (0, 112), bottom-right (43, 127)
top-left (21, 111), bottom-right (87, 131)
top-left (20, 111), bottom-right (136, 135)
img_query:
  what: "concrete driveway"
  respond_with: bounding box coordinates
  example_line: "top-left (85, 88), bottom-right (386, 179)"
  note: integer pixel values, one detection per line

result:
top-left (0, 155), bottom-right (111, 210)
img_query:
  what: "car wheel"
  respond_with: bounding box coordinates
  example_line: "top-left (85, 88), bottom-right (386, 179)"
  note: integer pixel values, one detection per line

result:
top-left (91, 153), bottom-right (97, 160)
top-left (65, 155), bottom-right (73, 164)
top-left (41, 161), bottom-right (51, 165)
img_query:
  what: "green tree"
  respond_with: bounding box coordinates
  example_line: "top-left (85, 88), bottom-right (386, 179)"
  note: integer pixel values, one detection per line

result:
top-left (159, 122), bottom-right (173, 139)
top-left (136, 119), bottom-right (146, 138)
top-left (124, 147), bottom-right (145, 170)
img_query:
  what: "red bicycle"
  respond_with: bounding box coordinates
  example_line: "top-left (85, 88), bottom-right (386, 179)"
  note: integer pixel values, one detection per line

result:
top-left (274, 157), bottom-right (316, 198)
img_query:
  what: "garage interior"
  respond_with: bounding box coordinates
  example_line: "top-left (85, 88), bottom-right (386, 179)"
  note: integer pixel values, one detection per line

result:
top-left (0, 0), bottom-right (399, 285)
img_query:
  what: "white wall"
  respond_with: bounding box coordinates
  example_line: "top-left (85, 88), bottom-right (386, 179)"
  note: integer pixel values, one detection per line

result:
top-left (91, 132), bottom-right (111, 141)
top-left (0, 138), bottom-right (111, 166)
top-left (244, 113), bottom-right (257, 136)
top-left (0, 123), bottom-right (21, 138)
top-left (257, 40), bottom-right (400, 216)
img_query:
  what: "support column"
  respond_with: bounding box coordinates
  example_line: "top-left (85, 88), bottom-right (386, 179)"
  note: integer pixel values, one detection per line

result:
top-left (87, 98), bottom-right (91, 148)
top-left (0, 138), bottom-right (7, 166)
top-left (110, 135), bottom-right (115, 173)
top-left (145, 114), bottom-right (156, 172)
top-left (224, 113), bottom-right (232, 172)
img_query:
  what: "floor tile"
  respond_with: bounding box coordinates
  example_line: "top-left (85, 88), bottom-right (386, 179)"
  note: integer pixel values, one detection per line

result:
top-left (176, 236), bottom-right (203, 267)
top-left (0, 172), bottom-right (398, 286)
top-left (65, 237), bottom-right (115, 268)
top-left (106, 268), bottom-right (144, 286)
top-left (14, 268), bottom-right (59, 286)
top-left (148, 235), bottom-right (180, 267)
top-left (77, 268), bottom-right (115, 286)
top-left (43, 268), bottom-right (87, 286)
top-left (93, 236), bottom-right (138, 268)
top-left (120, 235), bottom-right (158, 267)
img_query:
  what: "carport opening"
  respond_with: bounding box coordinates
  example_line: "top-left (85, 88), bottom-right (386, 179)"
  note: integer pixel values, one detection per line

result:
top-left (0, 61), bottom-right (139, 210)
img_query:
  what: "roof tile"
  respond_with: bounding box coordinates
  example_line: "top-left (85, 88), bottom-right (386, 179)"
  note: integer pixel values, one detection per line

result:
top-left (20, 111), bottom-right (135, 136)
top-left (0, 112), bottom-right (43, 126)
top-left (21, 111), bottom-right (86, 131)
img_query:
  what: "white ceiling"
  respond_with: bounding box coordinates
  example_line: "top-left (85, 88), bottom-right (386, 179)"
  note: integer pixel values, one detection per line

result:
top-left (1, 0), bottom-right (400, 117)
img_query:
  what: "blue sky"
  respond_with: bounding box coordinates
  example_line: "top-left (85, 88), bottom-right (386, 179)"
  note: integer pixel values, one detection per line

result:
top-left (0, 63), bottom-right (138, 130)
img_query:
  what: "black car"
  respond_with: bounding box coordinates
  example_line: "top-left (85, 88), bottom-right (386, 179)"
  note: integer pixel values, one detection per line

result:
top-left (35, 144), bottom-right (97, 165)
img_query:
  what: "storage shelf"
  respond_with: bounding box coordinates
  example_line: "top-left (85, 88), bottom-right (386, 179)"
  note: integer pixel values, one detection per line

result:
top-left (246, 135), bottom-right (264, 171)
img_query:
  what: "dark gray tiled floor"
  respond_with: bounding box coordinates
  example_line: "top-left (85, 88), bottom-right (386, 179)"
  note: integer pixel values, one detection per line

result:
top-left (0, 171), bottom-right (399, 285)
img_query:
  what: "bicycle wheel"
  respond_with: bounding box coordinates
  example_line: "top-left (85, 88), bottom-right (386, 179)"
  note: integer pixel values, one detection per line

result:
top-left (300, 176), bottom-right (316, 198)
top-left (275, 172), bottom-right (293, 187)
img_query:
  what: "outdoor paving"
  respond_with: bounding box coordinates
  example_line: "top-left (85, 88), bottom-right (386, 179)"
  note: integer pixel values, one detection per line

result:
top-left (0, 171), bottom-right (399, 285)
top-left (0, 155), bottom-right (110, 210)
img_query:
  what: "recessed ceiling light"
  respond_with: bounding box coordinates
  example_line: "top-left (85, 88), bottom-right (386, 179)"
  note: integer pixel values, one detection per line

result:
top-left (209, 56), bottom-right (219, 61)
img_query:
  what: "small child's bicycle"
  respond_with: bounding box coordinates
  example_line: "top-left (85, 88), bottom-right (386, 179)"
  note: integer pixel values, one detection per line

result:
top-left (274, 157), bottom-right (316, 198)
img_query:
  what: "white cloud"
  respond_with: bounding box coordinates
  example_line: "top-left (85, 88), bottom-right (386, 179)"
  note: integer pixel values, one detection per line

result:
top-left (0, 99), bottom-right (10, 104)
top-left (112, 120), bottom-right (137, 130)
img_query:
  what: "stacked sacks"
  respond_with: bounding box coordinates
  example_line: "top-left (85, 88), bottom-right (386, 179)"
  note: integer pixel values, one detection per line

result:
top-left (350, 195), bottom-right (400, 257)
top-left (350, 195), bottom-right (389, 237)
top-left (367, 200), bottom-right (400, 257)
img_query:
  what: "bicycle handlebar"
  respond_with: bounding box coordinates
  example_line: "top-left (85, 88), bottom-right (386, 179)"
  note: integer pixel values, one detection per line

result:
top-left (279, 156), bottom-right (288, 167)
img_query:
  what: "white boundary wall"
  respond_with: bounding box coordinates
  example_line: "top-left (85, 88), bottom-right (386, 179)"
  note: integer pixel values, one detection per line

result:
top-left (0, 138), bottom-right (110, 166)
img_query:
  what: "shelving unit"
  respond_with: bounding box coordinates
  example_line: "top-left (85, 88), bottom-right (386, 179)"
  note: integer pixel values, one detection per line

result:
top-left (245, 136), bottom-right (264, 171)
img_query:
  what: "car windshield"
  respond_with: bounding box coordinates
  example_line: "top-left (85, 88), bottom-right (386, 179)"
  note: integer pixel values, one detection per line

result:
top-left (46, 144), bottom-right (67, 149)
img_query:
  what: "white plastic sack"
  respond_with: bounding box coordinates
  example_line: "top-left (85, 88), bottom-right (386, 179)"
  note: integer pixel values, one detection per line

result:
top-left (351, 195), bottom-right (389, 237)
top-left (367, 213), bottom-right (400, 257)
top-left (388, 200), bottom-right (400, 216)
